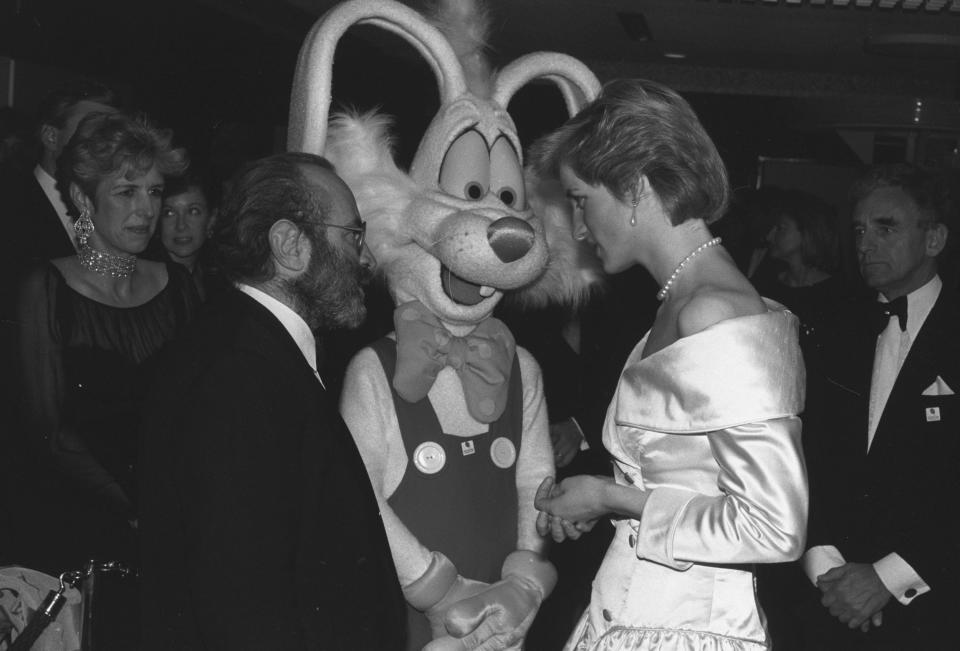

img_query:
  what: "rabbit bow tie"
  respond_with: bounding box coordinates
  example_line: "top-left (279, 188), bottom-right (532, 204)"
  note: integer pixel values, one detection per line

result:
top-left (392, 301), bottom-right (515, 423)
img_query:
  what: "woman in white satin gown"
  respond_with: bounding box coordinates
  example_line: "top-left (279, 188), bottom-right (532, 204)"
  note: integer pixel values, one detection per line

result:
top-left (533, 79), bottom-right (808, 651)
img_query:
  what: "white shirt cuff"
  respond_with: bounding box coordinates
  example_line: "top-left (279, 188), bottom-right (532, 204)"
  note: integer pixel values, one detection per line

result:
top-left (874, 553), bottom-right (929, 605)
top-left (803, 545), bottom-right (845, 585)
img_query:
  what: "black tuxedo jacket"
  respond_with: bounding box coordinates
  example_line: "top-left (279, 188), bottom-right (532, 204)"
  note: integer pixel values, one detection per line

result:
top-left (0, 167), bottom-right (74, 269)
top-left (0, 168), bottom-right (73, 315)
top-left (0, 169), bottom-right (75, 482)
top-left (139, 290), bottom-right (406, 650)
top-left (804, 286), bottom-right (960, 647)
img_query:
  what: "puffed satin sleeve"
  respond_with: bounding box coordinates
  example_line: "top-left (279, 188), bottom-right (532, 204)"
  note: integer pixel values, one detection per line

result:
top-left (615, 307), bottom-right (809, 570)
top-left (635, 416), bottom-right (807, 569)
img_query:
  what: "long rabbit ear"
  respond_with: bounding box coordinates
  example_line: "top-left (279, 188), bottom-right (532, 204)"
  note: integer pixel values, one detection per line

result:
top-left (288, 0), bottom-right (468, 154)
top-left (493, 53), bottom-right (601, 118)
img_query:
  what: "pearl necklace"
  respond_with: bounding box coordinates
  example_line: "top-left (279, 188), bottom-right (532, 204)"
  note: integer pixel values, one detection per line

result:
top-left (77, 243), bottom-right (137, 279)
top-left (656, 237), bottom-right (722, 301)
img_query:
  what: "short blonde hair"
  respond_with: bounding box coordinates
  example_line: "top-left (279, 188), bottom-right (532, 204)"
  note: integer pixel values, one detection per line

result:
top-left (542, 78), bottom-right (729, 225)
top-left (57, 112), bottom-right (188, 213)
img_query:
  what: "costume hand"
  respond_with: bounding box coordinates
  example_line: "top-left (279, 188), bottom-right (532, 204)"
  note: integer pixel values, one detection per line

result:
top-left (549, 419), bottom-right (582, 469)
top-left (437, 574), bottom-right (544, 650)
top-left (424, 575), bottom-right (490, 641)
top-left (817, 562), bottom-right (891, 630)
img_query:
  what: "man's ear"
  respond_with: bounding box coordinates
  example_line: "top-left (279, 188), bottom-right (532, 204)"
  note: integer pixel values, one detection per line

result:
top-left (926, 222), bottom-right (948, 257)
top-left (69, 182), bottom-right (93, 217)
top-left (40, 123), bottom-right (59, 154)
top-left (269, 219), bottom-right (310, 276)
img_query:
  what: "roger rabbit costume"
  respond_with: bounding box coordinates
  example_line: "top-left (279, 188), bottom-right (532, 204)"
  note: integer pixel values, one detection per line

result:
top-left (287, 1), bottom-right (600, 648)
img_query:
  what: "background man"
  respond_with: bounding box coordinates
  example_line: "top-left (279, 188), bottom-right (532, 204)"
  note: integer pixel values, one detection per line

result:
top-left (801, 164), bottom-right (959, 650)
top-left (0, 79), bottom-right (120, 273)
top-left (139, 152), bottom-right (406, 649)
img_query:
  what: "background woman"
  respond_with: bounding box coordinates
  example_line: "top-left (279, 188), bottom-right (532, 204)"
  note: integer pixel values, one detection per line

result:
top-left (534, 79), bottom-right (808, 650)
top-left (753, 189), bottom-right (847, 364)
top-left (158, 169), bottom-right (219, 300)
top-left (15, 112), bottom-right (197, 571)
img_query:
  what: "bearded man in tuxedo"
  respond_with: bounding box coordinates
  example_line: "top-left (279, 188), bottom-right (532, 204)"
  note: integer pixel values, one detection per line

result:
top-left (139, 152), bottom-right (406, 650)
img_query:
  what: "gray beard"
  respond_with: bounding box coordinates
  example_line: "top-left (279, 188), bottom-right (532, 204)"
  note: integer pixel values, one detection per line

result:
top-left (288, 242), bottom-right (368, 332)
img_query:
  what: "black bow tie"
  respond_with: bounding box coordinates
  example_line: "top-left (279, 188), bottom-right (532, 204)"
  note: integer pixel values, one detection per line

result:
top-left (871, 296), bottom-right (908, 335)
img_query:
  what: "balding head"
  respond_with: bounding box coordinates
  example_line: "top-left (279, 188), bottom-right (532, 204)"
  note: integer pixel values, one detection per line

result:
top-left (211, 152), bottom-right (338, 285)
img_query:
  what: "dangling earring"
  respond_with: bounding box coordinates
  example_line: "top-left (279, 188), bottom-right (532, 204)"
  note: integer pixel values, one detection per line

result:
top-left (630, 175), bottom-right (643, 227)
top-left (74, 208), bottom-right (94, 248)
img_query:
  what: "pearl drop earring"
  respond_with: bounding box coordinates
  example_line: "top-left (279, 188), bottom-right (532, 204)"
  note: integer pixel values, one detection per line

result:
top-left (630, 176), bottom-right (643, 226)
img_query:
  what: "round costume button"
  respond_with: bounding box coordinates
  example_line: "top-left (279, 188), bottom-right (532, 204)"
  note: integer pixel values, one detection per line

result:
top-left (413, 442), bottom-right (446, 475)
top-left (489, 437), bottom-right (517, 469)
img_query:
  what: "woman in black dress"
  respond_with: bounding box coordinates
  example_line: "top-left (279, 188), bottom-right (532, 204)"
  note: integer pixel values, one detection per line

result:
top-left (16, 112), bottom-right (197, 572)
top-left (752, 189), bottom-right (851, 365)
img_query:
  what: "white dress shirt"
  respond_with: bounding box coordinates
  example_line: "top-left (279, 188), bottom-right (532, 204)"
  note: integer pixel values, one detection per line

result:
top-left (804, 275), bottom-right (941, 605)
top-left (34, 164), bottom-right (77, 250)
top-left (237, 284), bottom-right (325, 388)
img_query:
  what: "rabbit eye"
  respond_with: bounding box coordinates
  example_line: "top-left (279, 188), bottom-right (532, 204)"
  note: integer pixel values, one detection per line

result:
top-left (490, 136), bottom-right (525, 209)
top-left (439, 129), bottom-right (490, 201)
top-left (465, 182), bottom-right (485, 200)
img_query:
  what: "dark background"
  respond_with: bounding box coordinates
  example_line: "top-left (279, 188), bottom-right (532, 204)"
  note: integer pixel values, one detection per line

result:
top-left (2, 0), bottom-right (958, 195)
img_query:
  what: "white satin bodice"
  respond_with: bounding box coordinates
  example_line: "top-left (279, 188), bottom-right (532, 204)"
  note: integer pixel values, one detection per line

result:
top-left (567, 306), bottom-right (809, 651)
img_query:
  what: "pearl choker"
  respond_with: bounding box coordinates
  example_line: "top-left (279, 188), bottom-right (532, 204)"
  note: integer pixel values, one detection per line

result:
top-left (77, 243), bottom-right (137, 279)
top-left (656, 237), bottom-right (722, 301)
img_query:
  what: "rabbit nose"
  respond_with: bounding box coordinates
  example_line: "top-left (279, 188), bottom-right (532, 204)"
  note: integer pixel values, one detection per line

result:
top-left (487, 217), bottom-right (535, 263)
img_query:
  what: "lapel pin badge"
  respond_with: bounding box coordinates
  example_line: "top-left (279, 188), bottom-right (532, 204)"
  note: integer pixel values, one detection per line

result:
top-left (925, 406), bottom-right (941, 422)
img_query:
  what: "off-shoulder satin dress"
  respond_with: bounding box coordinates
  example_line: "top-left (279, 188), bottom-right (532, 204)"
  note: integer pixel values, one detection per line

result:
top-left (566, 306), bottom-right (808, 651)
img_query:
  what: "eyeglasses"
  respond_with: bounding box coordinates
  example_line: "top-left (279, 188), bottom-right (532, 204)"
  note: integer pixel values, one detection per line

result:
top-left (305, 220), bottom-right (366, 254)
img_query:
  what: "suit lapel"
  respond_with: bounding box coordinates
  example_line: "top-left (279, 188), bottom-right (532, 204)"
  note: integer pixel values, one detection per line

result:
top-left (26, 176), bottom-right (76, 258)
top-left (871, 290), bottom-right (952, 452)
top-left (229, 290), bottom-right (324, 391)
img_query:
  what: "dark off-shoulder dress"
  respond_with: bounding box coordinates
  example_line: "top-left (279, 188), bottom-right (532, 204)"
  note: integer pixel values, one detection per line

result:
top-left (14, 261), bottom-right (200, 572)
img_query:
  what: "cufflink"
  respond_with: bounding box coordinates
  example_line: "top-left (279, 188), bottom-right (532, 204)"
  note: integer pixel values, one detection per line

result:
top-left (904, 588), bottom-right (917, 598)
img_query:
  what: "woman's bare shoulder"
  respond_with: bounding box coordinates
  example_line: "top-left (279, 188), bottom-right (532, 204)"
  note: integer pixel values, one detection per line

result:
top-left (677, 285), bottom-right (765, 337)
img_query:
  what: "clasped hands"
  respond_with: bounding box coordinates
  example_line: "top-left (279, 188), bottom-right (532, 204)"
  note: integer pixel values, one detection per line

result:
top-left (411, 551), bottom-right (556, 651)
top-left (816, 562), bottom-right (891, 633)
top-left (534, 475), bottom-right (612, 542)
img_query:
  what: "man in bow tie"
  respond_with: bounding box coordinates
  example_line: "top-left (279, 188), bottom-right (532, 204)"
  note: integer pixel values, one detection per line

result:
top-left (799, 164), bottom-right (959, 650)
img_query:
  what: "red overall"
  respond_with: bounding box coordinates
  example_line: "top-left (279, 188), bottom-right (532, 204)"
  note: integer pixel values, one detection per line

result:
top-left (371, 337), bottom-right (522, 649)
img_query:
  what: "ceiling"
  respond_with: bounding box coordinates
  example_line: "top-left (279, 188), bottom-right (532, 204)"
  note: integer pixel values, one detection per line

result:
top-left (4, 0), bottom-right (958, 108)
top-left (2, 0), bottom-right (958, 179)
top-left (270, 0), bottom-right (960, 99)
